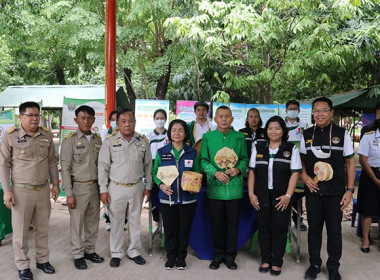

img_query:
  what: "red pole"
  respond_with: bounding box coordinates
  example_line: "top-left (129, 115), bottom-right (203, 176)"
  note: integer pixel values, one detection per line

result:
top-left (105, 0), bottom-right (117, 127)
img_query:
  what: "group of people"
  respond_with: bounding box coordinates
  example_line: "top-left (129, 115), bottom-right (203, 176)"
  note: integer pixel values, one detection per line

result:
top-left (1, 96), bottom-right (373, 280)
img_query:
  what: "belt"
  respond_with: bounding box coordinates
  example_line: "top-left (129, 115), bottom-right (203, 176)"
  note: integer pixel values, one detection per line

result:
top-left (13, 183), bottom-right (47, 191)
top-left (110, 178), bottom-right (142, 187)
top-left (73, 180), bottom-right (98, 185)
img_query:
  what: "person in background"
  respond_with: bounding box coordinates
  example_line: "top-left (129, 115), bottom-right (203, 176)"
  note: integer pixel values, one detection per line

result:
top-left (285, 100), bottom-right (309, 231)
top-left (188, 101), bottom-right (216, 147)
top-left (146, 109), bottom-right (169, 232)
top-left (152, 119), bottom-right (200, 270)
top-left (239, 108), bottom-right (266, 160)
top-left (301, 97), bottom-right (355, 280)
top-left (0, 101), bottom-right (59, 280)
top-left (360, 101), bottom-right (380, 139)
top-left (357, 101), bottom-right (380, 253)
top-left (200, 105), bottom-right (248, 270)
top-left (248, 116), bottom-right (302, 276)
top-left (60, 105), bottom-right (104, 270)
top-left (98, 109), bottom-right (152, 268)
top-left (102, 110), bottom-right (128, 231)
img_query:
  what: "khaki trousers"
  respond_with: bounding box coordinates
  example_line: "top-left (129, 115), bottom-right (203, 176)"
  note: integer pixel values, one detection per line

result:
top-left (108, 181), bottom-right (144, 258)
top-left (12, 184), bottom-right (51, 270)
top-left (69, 182), bottom-right (100, 259)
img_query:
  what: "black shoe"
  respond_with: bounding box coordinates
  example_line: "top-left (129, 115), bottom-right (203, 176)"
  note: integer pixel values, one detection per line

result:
top-left (110, 257), bottom-right (121, 267)
top-left (74, 258), bottom-right (87, 270)
top-left (328, 270), bottom-right (341, 280)
top-left (300, 222), bottom-right (308, 231)
top-left (128, 255), bottom-right (146, 265)
top-left (259, 265), bottom-right (270, 273)
top-left (165, 259), bottom-right (175, 270)
top-left (209, 259), bottom-right (222, 270)
top-left (84, 252), bottom-right (105, 263)
top-left (176, 259), bottom-right (187, 270)
top-left (225, 260), bottom-right (237, 270)
top-left (305, 265), bottom-right (321, 280)
top-left (270, 268), bottom-right (281, 276)
top-left (36, 262), bottom-right (55, 274)
top-left (18, 269), bottom-right (33, 280)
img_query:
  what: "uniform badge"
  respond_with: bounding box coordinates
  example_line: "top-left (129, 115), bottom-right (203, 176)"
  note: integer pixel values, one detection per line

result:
top-left (40, 138), bottom-right (48, 142)
top-left (256, 154), bottom-right (263, 158)
top-left (78, 142), bottom-right (81, 145)
top-left (373, 139), bottom-right (379, 147)
top-left (332, 137), bottom-right (340, 144)
top-left (306, 139), bottom-right (312, 144)
top-left (115, 139), bottom-right (119, 144)
top-left (95, 144), bottom-right (101, 149)
top-left (283, 151), bottom-right (290, 158)
top-left (260, 133), bottom-right (264, 138)
top-left (17, 137), bottom-right (27, 143)
top-left (21, 150), bottom-right (26, 154)
top-left (185, 160), bottom-right (193, 167)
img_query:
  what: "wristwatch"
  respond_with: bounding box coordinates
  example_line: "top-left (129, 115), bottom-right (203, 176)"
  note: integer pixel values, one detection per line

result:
top-left (346, 187), bottom-right (355, 193)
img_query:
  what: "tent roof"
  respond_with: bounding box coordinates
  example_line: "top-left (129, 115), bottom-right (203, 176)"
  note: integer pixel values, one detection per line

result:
top-left (0, 85), bottom-right (114, 109)
top-left (300, 86), bottom-right (380, 112)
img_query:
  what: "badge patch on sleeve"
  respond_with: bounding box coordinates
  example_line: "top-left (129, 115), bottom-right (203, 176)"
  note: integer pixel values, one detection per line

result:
top-left (185, 159), bottom-right (193, 167)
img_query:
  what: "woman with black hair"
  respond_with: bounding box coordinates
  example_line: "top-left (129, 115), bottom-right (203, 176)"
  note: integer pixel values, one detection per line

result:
top-left (248, 116), bottom-right (302, 276)
top-left (239, 108), bottom-right (266, 159)
top-left (152, 119), bottom-right (201, 270)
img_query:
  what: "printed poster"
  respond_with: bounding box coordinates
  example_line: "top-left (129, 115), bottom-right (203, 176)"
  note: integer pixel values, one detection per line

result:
top-left (0, 109), bottom-right (16, 142)
top-left (176, 101), bottom-right (212, 123)
top-left (135, 99), bottom-right (169, 134)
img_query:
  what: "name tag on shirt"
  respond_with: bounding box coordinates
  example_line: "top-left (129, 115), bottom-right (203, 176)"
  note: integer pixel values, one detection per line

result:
top-left (76, 145), bottom-right (86, 149)
top-left (162, 154), bottom-right (173, 161)
top-left (185, 159), bottom-right (193, 167)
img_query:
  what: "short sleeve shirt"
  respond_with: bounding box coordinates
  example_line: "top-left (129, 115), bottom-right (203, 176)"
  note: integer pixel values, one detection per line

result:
top-left (357, 129), bottom-right (380, 167)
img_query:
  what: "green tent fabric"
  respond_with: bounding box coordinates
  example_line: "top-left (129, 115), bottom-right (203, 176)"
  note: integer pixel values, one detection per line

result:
top-left (0, 186), bottom-right (12, 242)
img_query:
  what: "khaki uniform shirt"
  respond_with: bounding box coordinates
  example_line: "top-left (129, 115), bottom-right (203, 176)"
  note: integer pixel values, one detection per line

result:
top-left (0, 126), bottom-right (59, 192)
top-left (98, 131), bottom-right (153, 193)
top-left (60, 129), bottom-right (102, 197)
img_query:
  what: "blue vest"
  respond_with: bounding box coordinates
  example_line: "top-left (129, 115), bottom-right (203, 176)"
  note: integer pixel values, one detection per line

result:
top-left (157, 143), bottom-right (198, 204)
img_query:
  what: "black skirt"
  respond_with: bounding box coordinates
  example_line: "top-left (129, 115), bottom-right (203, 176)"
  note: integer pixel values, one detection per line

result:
top-left (357, 167), bottom-right (380, 216)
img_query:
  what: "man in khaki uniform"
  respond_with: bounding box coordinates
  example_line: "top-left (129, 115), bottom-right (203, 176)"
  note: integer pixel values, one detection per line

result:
top-left (60, 105), bottom-right (104, 270)
top-left (0, 101), bottom-right (59, 280)
top-left (98, 108), bottom-right (152, 268)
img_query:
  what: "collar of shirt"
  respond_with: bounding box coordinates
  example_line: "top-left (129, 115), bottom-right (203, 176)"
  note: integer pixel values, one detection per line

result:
top-left (154, 129), bottom-right (167, 135)
top-left (375, 129), bottom-right (380, 139)
top-left (285, 117), bottom-right (300, 126)
top-left (76, 129), bottom-right (93, 139)
top-left (196, 119), bottom-right (210, 127)
top-left (18, 125), bottom-right (43, 139)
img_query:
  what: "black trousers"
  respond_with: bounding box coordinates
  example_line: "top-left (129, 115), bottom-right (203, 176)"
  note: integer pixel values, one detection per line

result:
top-left (208, 198), bottom-right (241, 262)
top-left (306, 195), bottom-right (342, 271)
top-left (161, 202), bottom-right (196, 262)
top-left (256, 191), bottom-right (291, 267)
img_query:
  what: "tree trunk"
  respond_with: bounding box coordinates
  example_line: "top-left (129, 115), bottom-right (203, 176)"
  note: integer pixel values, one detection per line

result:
top-left (123, 67), bottom-right (136, 109)
top-left (155, 62), bottom-right (171, 100)
top-left (55, 67), bottom-right (66, 85)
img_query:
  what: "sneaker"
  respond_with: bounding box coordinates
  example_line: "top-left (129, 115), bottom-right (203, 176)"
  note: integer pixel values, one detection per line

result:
top-left (165, 259), bottom-right (175, 270)
top-left (106, 223), bottom-right (111, 231)
top-left (176, 260), bottom-right (186, 270)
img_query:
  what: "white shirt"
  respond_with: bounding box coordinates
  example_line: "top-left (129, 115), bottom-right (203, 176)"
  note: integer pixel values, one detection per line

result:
top-left (146, 129), bottom-right (169, 160)
top-left (286, 117), bottom-right (308, 143)
top-left (194, 119), bottom-right (217, 142)
top-left (249, 145), bottom-right (302, 189)
top-left (357, 129), bottom-right (380, 167)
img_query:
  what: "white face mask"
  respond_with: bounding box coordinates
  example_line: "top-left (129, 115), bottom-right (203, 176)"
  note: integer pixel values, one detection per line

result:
top-left (310, 145), bottom-right (331, 159)
top-left (154, 119), bottom-right (166, 128)
top-left (287, 110), bottom-right (299, 119)
top-left (110, 121), bottom-right (118, 129)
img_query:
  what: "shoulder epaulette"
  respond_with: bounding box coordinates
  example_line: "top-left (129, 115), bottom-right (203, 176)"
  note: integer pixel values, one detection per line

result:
top-left (136, 132), bottom-right (149, 143)
top-left (65, 132), bottom-right (75, 139)
top-left (106, 133), bottom-right (115, 139)
top-left (7, 126), bottom-right (16, 134)
top-left (365, 130), bottom-right (375, 135)
top-left (94, 133), bottom-right (101, 138)
top-left (41, 126), bottom-right (49, 132)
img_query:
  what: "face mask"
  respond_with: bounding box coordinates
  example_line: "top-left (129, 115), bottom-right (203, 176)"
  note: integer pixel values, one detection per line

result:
top-left (110, 121), bottom-right (118, 129)
top-left (287, 110), bottom-right (299, 119)
top-left (154, 119), bottom-right (166, 128)
top-left (310, 145), bottom-right (331, 159)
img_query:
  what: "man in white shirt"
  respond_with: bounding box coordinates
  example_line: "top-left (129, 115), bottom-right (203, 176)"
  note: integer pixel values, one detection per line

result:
top-left (285, 100), bottom-right (309, 231)
top-left (188, 101), bottom-right (217, 147)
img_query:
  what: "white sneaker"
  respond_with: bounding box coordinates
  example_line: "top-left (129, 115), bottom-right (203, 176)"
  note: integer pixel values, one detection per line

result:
top-left (106, 223), bottom-right (111, 231)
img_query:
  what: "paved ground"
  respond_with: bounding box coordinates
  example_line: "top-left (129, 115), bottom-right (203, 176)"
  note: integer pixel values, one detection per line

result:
top-left (1, 200), bottom-right (380, 280)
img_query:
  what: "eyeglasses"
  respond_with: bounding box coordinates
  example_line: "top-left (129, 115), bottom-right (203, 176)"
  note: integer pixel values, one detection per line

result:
top-left (21, 114), bottom-right (41, 118)
top-left (312, 109), bottom-right (331, 114)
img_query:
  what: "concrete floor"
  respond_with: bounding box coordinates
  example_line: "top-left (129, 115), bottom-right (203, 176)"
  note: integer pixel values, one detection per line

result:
top-left (1, 200), bottom-right (380, 280)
